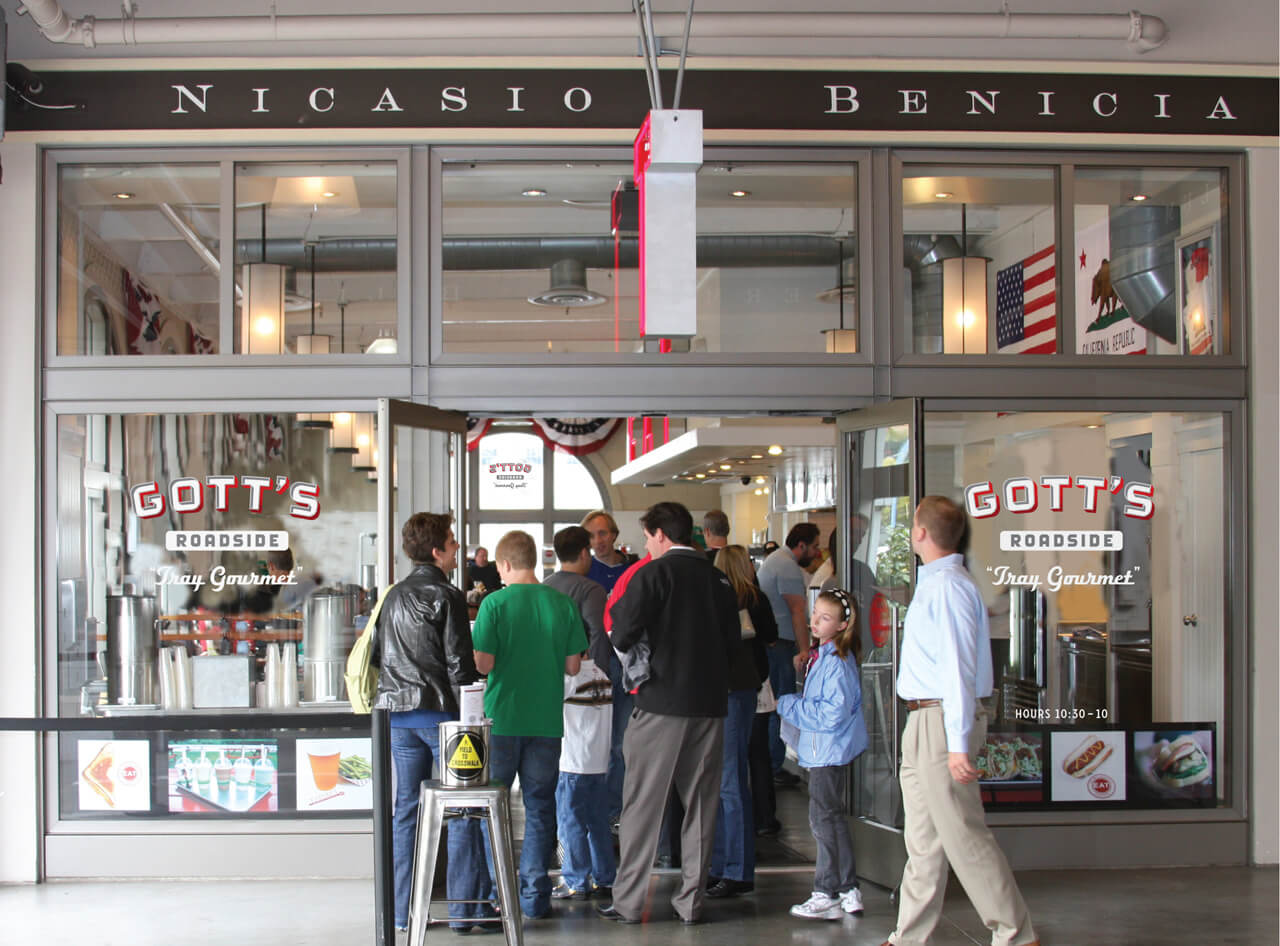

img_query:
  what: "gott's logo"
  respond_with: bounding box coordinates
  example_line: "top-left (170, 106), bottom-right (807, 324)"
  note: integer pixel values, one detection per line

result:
top-left (965, 474), bottom-right (1154, 553)
top-left (130, 474), bottom-right (320, 520)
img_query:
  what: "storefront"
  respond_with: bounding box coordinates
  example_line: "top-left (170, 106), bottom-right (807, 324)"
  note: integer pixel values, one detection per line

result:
top-left (0, 47), bottom-right (1275, 883)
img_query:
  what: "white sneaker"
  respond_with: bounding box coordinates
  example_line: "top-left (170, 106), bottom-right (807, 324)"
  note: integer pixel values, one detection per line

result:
top-left (839, 887), bottom-right (864, 914)
top-left (789, 892), bottom-right (843, 920)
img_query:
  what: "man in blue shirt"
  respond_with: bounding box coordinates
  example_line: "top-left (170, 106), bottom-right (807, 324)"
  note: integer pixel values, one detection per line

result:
top-left (880, 496), bottom-right (1038, 946)
top-left (582, 510), bottom-right (636, 593)
top-left (755, 522), bottom-right (822, 780)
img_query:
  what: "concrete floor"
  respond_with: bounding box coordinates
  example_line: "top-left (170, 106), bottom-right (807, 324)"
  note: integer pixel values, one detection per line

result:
top-left (2, 865), bottom-right (1276, 945)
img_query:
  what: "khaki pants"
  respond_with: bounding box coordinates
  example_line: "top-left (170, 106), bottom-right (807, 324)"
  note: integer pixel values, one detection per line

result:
top-left (890, 706), bottom-right (1036, 946)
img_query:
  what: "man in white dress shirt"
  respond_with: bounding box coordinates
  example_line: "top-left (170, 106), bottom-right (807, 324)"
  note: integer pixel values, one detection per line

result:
top-left (881, 496), bottom-right (1038, 946)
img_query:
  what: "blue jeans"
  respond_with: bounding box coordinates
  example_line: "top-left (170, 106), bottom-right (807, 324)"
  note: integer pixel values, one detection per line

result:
top-left (767, 639), bottom-right (798, 773)
top-left (389, 727), bottom-right (494, 930)
top-left (711, 689), bottom-right (757, 883)
top-left (489, 734), bottom-right (561, 918)
top-left (607, 653), bottom-right (633, 822)
top-left (555, 772), bottom-right (617, 891)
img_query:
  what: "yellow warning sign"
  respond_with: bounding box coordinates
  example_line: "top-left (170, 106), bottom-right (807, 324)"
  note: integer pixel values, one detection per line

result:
top-left (448, 734), bottom-right (484, 770)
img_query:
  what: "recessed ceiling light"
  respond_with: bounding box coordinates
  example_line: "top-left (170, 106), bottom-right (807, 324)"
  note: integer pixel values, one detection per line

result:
top-left (322, 190), bottom-right (338, 198)
top-left (754, 488), bottom-right (763, 496)
top-left (762, 487), bottom-right (770, 494)
top-left (719, 463), bottom-right (732, 470)
top-left (1130, 193), bottom-right (1148, 201)
top-left (1086, 424), bottom-right (1101, 429)
top-left (695, 473), bottom-right (706, 479)
top-left (750, 453), bottom-right (764, 460)
top-left (755, 476), bottom-right (767, 484)
top-left (522, 188), bottom-right (548, 197)
top-left (730, 189), bottom-right (751, 198)
top-left (113, 192), bottom-right (135, 200)
top-left (934, 191), bottom-right (954, 199)
top-left (767, 444), bottom-right (784, 456)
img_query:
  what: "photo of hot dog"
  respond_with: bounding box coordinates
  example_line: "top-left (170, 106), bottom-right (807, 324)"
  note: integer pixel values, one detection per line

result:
top-left (1061, 734), bottom-right (1113, 779)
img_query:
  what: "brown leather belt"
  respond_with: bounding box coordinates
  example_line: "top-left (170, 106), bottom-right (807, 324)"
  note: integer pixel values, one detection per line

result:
top-left (904, 699), bottom-right (942, 711)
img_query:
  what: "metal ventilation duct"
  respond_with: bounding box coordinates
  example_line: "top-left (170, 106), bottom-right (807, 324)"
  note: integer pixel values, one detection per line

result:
top-left (234, 234), bottom-right (847, 272)
top-left (1108, 204), bottom-right (1180, 344)
top-left (528, 259), bottom-right (606, 307)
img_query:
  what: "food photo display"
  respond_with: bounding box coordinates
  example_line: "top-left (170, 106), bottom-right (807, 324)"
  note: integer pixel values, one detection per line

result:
top-left (295, 737), bottom-right (374, 811)
top-left (1131, 727), bottom-right (1216, 804)
top-left (1049, 730), bottom-right (1127, 803)
top-left (978, 732), bottom-right (1045, 805)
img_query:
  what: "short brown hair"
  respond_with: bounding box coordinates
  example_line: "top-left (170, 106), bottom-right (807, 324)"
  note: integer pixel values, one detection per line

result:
top-left (702, 509), bottom-right (730, 540)
top-left (916, 495), bottom-right (967, 552)
top-left (402, 512), bottom-right (453, 564)
top-left (553, 526), bottom-right (591, 563)
top-left (580, 510), bottom-right (619, 536)
top-left (495, 530), bottom-right (538, 570)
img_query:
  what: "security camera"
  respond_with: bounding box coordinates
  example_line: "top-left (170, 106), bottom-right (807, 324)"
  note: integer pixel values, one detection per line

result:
top-left (740, 475), bottom-right (751, 486)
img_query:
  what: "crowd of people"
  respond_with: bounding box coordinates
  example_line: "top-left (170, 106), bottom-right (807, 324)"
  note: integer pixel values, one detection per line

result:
top-left (367, 497), bottom-right (1040, 946)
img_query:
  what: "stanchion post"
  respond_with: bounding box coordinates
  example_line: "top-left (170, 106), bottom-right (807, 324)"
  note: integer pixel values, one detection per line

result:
top-left (371, 706), bottom-right (396, 945)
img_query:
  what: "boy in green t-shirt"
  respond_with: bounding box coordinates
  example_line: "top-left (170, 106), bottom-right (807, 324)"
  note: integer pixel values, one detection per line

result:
top-left (472, 530), bottom-right (587, 919)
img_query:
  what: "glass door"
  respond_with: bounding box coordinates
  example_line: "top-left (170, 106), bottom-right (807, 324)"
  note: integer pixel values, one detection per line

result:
top-left (836, 399), bottom-right (922, 889)
top-left (376, 400), bottom-right (469, 591)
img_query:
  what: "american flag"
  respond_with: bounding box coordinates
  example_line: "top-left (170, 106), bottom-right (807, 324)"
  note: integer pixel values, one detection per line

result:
top-left (995, 245), bottom-right (1056, 354)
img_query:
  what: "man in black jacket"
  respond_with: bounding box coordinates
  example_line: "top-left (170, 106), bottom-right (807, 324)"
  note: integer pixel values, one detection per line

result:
top-left (596, 502), bottom-right (739, 927)
top-left (368, 512), bottom-right (491, 934)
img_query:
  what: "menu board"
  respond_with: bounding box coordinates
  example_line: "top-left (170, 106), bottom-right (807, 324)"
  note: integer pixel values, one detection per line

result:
top-left (1131, 728), bottom-right (1215, 804)
top-left (295, 737), bottom-right (373, 811)
top-left (167, 738), bottom-right (279, 814)
top-left (1049, 731), bottom-right (1126, 802)
top-left (77, 739), bottom-right (152, 812)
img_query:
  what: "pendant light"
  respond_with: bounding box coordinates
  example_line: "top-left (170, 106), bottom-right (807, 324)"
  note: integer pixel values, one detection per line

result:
top-left (328, 411), bottom-right (357, 454)
top-left (351, 413), bottom-right (376, 471)
top-left (819, 239), bottom-right (858, 353)
top-left (296, 242), bottom-right (334, 429)
top-left (241, 205), bottom-right (286, 354)
top-left (941, 203), bottom-right (989, 354)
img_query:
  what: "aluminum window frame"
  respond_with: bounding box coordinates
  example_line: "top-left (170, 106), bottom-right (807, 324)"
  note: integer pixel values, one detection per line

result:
top-left (427, 145), bottom-right (876, 368)
top-left (43, 146), bottom-right (413, 369)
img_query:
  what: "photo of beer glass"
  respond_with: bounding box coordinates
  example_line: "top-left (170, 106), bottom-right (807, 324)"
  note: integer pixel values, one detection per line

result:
top-left (308, 751), bottom-right (341, 791)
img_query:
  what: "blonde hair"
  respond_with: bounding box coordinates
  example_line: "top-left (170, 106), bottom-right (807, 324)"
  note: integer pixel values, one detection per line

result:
top-left (494, 530), bottom-right (537, 570)
top-left (713, 545), bottom-right (760, 608)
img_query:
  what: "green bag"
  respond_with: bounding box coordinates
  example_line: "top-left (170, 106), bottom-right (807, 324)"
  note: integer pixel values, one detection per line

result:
top-left (345, 583), bottom-right (395, 714)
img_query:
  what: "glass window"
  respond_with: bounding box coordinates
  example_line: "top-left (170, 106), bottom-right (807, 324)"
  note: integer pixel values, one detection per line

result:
top-left (925, 410), bottom-right (1227, 807)
top-left (904, 166), bottom-right (1057, 354)
top-left (234, 162), bottom-right (398, 355)
top-left (57, 164), bottom-right (222, 355)
top-left (467, 426), bottom-right (606, 583)
top-left (1073, 168), bottom-right (1228, 356)
top-left (54, 410), bottom-right (379, 819)
top-left (441, 160), bottom-right (857, 355)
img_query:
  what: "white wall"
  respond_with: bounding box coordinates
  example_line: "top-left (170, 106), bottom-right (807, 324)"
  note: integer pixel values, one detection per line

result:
top-left (1247, 146), bottom-right (1279, 866)
top-left (0, 139), bottom-right (41, 883)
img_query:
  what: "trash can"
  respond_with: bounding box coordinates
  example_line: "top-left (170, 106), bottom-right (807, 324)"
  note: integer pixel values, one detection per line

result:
top-left (438, 720), bottom-right (491, 787)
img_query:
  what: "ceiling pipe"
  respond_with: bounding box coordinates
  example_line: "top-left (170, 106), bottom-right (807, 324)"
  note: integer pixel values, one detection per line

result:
top-left (17, 1), bottom-right (1169, 53)
top-left (234, 234), bottom-right (848, 271)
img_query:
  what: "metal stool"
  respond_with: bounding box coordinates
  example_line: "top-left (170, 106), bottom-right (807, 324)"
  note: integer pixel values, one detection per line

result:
top-left (407, 779), bottom-right (522, 946)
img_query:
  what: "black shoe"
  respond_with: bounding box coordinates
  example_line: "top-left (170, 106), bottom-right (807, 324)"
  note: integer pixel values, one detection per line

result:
top-left (706, 878), bottom-right (754, 898)
top-left (755, 819), bottom-right (783, 837)
top-left (593, 885), bottom-right (613, 900)
top-left (596, 904), bottom-right (640, 924)
top-left (705, 876), bottom-right (721, 891)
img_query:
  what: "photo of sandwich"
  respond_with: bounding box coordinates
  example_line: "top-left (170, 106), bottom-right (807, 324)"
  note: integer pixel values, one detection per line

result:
top-left (1049, 731), bottom-right (1126, 803)
top-left (77, 739), bottom-right (152, 812)
top-left (82, 743), bottom-right (117, 808)
top-left (1133, 729), bottom-right (1215, 802)
top-left (976, 734), bottom-right (1042, 783)
top-left (1062, 734), bottom-right (1113, 779)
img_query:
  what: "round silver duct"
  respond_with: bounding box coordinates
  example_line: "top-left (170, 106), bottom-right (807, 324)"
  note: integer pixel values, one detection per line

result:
top-left (527, 259), bottom-right (607, 308)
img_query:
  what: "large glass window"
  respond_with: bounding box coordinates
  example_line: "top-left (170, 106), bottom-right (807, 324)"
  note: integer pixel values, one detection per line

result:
top-left (234, 162), bottom-right (399, 355)
top-left (54, 410), bottom-right (379, 820)
top-left (440, 159), bottom-right (858, 355)
top-left (925, 410), bottom-right (1227, 807)
top-left (1073, 168), bottom-right (1228, 356)
top-left (57, 164), bottom-right (222, 355)
top-left (904, 165), bottom-right (1057, 354)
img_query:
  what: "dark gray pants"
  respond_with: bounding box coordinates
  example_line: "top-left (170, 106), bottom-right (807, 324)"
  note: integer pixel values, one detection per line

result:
top-left (808, 764), bottom-right (859, 897)
top-left (612, 710), bottom-right (725, 922)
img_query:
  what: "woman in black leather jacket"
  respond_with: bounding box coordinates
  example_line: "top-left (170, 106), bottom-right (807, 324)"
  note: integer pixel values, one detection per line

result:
top-left (368, 512), bottom-right (490, 933)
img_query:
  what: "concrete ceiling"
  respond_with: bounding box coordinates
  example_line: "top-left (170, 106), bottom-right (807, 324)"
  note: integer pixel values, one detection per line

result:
top-left (2, 0), bottom-right (1276, 66)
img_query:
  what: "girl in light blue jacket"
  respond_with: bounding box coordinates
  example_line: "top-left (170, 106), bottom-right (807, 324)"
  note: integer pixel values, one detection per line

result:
top-left (777, 588), bottom-right (869, 921)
